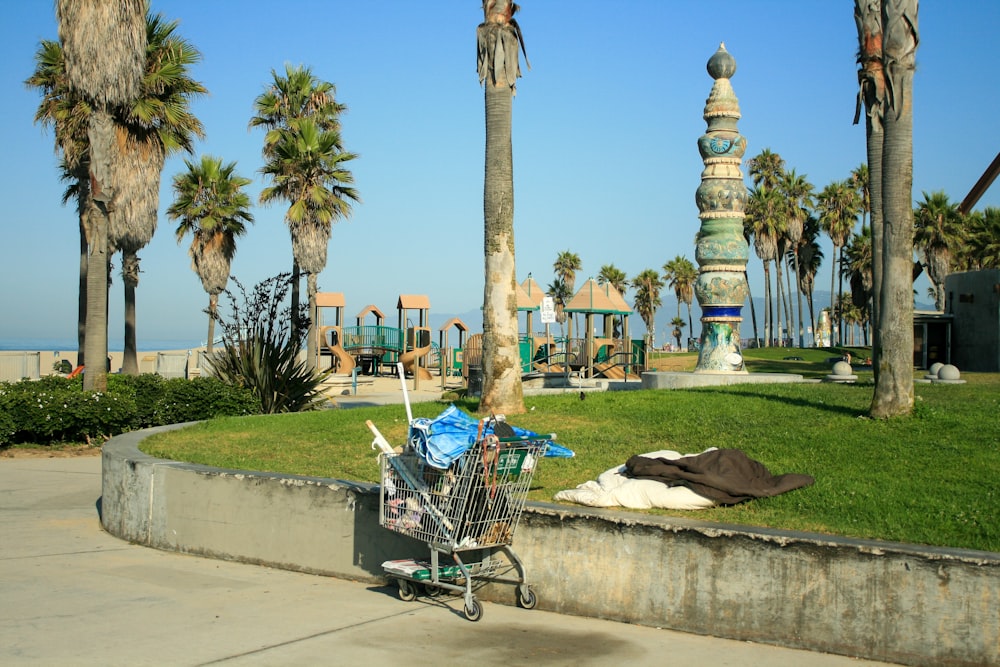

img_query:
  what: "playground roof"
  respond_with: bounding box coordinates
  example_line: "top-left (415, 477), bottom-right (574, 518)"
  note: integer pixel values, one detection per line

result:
top-left (564, 279), bottom-right (633, 315)
top-left (356, 304), bottom-right (385, 322)
top-left (439, 317), bottom-right (468, 332)
top-left (315, 292), bottom-right (345, 308)
top-left (520, 276), bottom-right (546, 306)
top-left (397, 294), bottom-right (430, 310)
top-left (516, 281), bottom-right (539, 311)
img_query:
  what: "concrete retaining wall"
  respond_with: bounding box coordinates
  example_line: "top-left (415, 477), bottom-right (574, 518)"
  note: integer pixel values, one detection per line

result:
top-left (102, 427), bottom-right (999, 667)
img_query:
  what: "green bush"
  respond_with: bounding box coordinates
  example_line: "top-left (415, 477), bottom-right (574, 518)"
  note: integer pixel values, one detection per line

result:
top-left (153, 376), bottom-right (257, 424)
top-left (0, 374), bottom-right (258, 446)
top-left (0, 376), bottom-right (135, 443)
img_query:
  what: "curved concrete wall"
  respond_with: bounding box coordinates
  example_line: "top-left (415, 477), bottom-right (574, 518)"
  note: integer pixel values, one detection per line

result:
top-left (102, 427), bottom-right (999, 667)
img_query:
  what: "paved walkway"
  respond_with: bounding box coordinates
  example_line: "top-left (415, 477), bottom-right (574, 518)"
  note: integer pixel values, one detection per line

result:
top-left (0, 455), bottom-right (898, 666)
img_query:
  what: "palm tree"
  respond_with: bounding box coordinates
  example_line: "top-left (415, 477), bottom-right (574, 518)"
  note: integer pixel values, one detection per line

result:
top-left (745, 187), bottom-right (785, 345)
top-left (843, 225), bottom-right (873, 344)
top-left (477, 0), bottom-right (529, 415)
top-left (26, 38), bottom-right (91, 367)
top-left (546, 277), bottom-right (571, 337)
top-left (871, 0), bottom-right (919, 418)
top-left (662, 255), bottom-right (697, 336)
top-left (780, 169), bottom-right (813, 346)
top-left (112, 12), bottom-right (206, 374)
top-left (250, 64), bottom-right (346, 336)
top-left (632, 269), bottom-right (663, 349)
top-left (553, 251), bottom-right (582, 298)
top-left (597, 264), bottom-right (629, 338)
top-left (960, 207), bottom-right (1000, 269)
top-left (913, 191), bottom-right (964, 310)
top-left (796, 215), bottom-right (824, 343)
top-left (168, 156), bottom-right (254, 355)
top-left (747, 148), bottom-right (785, 191)
top-left (670, 317), bottom-right (686, 350)
top-left (855, 0), bottom-right (886, 379)
top-left (816, 180), bottom-right (860, 345)
top-left (56, 0), bottom-right (146, 391)
top-left (259, 119), bottom-right (359, 370)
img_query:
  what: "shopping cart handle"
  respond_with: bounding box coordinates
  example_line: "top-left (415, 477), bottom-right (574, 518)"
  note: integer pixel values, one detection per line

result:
top-left (366, 420), bottom-right (396, 455)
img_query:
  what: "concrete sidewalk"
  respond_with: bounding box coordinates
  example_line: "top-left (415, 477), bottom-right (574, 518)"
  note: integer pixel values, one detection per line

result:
top-left (0, 456), bottom-right (898, 666)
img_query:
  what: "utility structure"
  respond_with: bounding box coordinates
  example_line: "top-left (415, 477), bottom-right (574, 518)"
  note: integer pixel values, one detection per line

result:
top-left (693, 44), bottom-right (750, 373)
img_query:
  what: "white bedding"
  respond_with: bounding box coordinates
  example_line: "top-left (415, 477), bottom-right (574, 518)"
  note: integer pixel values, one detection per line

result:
top-left (553, 449), bottom-right (718, 510)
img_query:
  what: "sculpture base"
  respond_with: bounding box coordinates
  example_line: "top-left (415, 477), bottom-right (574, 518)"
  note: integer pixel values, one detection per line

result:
top-left (642, 371), bottom-right (805, 390)
top-left (695, 320), bottom-right (744, 372)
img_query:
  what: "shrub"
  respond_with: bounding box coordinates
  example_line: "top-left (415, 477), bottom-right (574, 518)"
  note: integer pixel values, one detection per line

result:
top-left (210, 274), bottom-right (328, 413)
top-left (0, 376), bottom-right (135, 443)
top-left (153, 377), bottom-right (257, 424)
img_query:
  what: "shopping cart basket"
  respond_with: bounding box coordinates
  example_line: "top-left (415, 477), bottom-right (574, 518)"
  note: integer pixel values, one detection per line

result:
top-left (368, 417), bottom-right (552, 621)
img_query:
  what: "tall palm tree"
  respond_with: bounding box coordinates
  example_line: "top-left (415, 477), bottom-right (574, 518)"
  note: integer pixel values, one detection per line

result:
top-left (168, 156), bottom-right (254, 356)
top-left (871, 0), bottom-right (918, 418)
top-left (745, 187), bottom-right (785, 345)
top-left (250, 64), bottom-right (346, 336)
top-left (113, 12), bottom-right (206, 374)
top-left (477, 0), bottom-right (529, 415)
top-left (780, 169), bottom-right (813, 346)
top-left (662, 255), bottom-right (694, 327)
top-left (796, 215), bottom-right (825, 343)
top-left (816, 180), bottom-right (860, 345)
top-left (670, 317), bottom-right (686, 350)
top-left (259, 119), bottom-right (359, 370)
top-left (26, 38), bottom-right (91, 367)
top-left (632, 269), bottom-right (663, 349)
top-left (56, 0), bottom-right (146, 391)
top-left (913, 191), bottom-right (964, 310)
top-left (855, 0), bottom-right (886, 379)
top-left (553, 250), bottom-right (582, 299)
top-left (843, 225), bottom-right (873, 344)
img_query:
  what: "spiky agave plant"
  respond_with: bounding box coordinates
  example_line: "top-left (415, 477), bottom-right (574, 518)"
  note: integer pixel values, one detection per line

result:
top-left (209, 274), bottom-right (326, 414)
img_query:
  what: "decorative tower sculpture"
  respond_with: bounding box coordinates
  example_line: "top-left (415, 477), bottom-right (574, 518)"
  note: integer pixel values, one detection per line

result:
top-left (694, 44), bottom-right (750, 373)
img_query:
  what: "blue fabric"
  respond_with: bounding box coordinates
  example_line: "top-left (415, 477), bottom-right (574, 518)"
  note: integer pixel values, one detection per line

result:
top-left (408, 405), bottom-right (574, 469)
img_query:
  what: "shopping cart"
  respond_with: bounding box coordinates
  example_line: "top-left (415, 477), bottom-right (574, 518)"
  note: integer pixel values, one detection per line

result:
top-left (368, 416), bottom-right (553, 621)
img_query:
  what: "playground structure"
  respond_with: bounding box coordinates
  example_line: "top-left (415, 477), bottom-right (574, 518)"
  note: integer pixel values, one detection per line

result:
top-left (527, 278), bottom-right (644, 380)
top-left (317, 293), bottom-right (454, 382)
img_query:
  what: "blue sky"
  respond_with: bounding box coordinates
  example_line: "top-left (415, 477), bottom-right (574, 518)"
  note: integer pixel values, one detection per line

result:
top-left (3, 1), bottom-right (998, 347)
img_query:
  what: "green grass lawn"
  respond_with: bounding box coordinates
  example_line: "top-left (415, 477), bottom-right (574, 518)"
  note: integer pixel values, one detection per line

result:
top-left (142, 357), bottom-right (1000, 553)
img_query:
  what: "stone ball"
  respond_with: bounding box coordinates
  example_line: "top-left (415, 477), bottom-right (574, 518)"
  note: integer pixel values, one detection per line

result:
top-left (928, 362), bottom-right (944, 377)
top-left (832, 361), bottom-right (853, 376)
top-left (937, 364), bottom-right (961, 381)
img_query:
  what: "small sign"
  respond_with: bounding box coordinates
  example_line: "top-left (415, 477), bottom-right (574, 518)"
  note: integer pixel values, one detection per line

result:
top-left (540, 296), bottom-right (556, 324)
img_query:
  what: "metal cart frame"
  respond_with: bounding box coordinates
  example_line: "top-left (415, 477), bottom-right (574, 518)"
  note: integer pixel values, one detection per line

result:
top-left (368, 418), bottom-right (552, 621)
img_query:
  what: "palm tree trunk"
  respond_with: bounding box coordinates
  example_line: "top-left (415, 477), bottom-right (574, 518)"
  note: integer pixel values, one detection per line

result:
top-left (306, 272), bottom-right (319, 371)
top-left (775, 257), bottom-right (786, 345)
top-left (793, 250), bottom-right (805, 347)
top-left (744, 272), bottom-right (760, 347)
top-left (121, 250), bottom-right (139, 375)
top-left (763, 264), bottom-right (772, 346)
top-left (871, 0), bottom-right (917, 418)
top-left (77, 212), bottom-right (88, 367)
top-left (481, 79), bottom-right (524, 414)
top-left (206, 294), bottom-right (217, 356)
top-left (291, 260), bottom-right (301, 337)
top-left (829, 243), bottom-right (838, 348)
top-left (83, 210), bottom-right (110, 391)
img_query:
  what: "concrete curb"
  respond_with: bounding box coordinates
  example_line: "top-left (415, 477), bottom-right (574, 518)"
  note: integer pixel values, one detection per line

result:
top-left (102, 427), bottom-right (999, 667)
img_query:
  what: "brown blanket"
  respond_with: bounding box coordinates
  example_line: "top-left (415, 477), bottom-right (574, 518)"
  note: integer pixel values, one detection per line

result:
top-left (624, 449), bottom-right (814, 506)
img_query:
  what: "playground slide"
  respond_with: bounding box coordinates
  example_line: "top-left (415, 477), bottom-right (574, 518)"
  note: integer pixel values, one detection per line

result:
top-left (400, 344), bottom-right (433, 381)
top-left (593, 361), bottom-right (638, 380)
top-left (322, 326), bottom-right (356, 375)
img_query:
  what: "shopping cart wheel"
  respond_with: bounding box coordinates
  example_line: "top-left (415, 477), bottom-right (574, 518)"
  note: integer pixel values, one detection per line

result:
top-left (517, 586), bottom-right (537, 610)
top-left (397, 579), bottom-right (417, 602)
top-left (463, 598), bottom-right (483, 622)
top-left (423, 584), bottom-right (443, 598)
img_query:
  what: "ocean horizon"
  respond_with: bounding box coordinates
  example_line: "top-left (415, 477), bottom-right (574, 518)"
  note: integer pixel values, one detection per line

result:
top-left (0, 338), bottom-right (204, 352)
